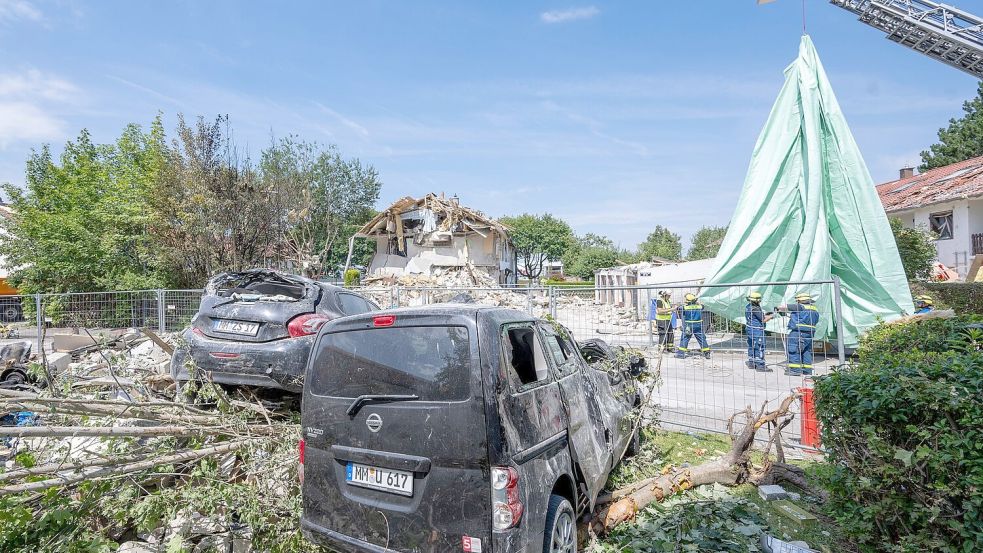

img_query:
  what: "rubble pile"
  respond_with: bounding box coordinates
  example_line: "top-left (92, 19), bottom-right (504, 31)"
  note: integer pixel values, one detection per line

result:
top-left (0, 332), bottom-right (308, 552)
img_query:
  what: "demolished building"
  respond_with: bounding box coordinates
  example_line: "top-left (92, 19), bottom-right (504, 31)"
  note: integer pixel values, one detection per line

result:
top-left (354, 193), bottom-right (518, 285)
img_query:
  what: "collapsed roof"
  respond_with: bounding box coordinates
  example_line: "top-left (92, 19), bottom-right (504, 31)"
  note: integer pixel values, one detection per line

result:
top-left (356, 193), bottom-right (511, 250)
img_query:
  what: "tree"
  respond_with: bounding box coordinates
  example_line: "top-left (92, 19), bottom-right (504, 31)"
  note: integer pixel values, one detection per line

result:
top-left (562, 233), bottom-right (619, 280)
top-left (636, 225), bottom-right (682, 262)
top-left (150, 115), bottom-right (281, 287)
top-left (0, 121), bottom-right (167, 293)
top-left (686, 226), bottom-right (728, 260)
top-left (889, 218), bottom-right (936, 280)
top-left (261, 138), bottom-right (381, 277)
top-left (920, 82), bottom-right (983, 170)
top-left (499, 214), bottom-right (573, 280)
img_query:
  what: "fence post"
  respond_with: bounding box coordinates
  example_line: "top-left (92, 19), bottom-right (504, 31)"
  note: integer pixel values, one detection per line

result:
top-left (526, 288), bottom-right (533, 315)
top-left (157, 289), bottom-right (165, 333)
top-left (34, 293), bottom-right (43, 353)
top-left (549, 287), bottom-right (557, 318)
top-left (394, 286), bottom-right (401, 308)
top-left (832, 276), bottom-right (846, 365)
top-left (646, 288), bottom-right (653, 346)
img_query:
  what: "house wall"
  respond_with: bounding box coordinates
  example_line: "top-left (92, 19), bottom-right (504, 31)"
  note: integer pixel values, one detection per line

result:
top-left (893, 199), bottom-right (979, 277)
top-left (367, 233), bottom-right (517, 283)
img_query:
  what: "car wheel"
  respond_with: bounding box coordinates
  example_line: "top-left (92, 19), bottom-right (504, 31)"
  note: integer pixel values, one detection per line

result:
top-left (543, 494), bottom-right (576, 553)
top-left (625, 426), bottom-right (641, 457)
top-left (0, 304), bottom-right (21, 323)
top-left (1, 370), bottom-right (27, 387)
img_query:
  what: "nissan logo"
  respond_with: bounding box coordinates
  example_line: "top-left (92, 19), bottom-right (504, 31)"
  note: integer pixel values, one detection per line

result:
top-left (365, 413), bottom-right (383, 433)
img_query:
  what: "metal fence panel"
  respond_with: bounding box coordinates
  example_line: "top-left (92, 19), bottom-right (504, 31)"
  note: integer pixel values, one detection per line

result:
top-left (6, 282), bottom-right (841, 449)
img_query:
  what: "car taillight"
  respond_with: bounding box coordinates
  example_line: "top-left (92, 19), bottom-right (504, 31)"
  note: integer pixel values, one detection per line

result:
top-left (298, 439), bottom-right (305, 484)
top-left (373, 314), bottom-right (396, 327)
top-left (192, 327), bottom-right (205, 337)
top-left (491, 466), bottom-right (523, 531)
top-left (287, 313), bottom-right (331, 338)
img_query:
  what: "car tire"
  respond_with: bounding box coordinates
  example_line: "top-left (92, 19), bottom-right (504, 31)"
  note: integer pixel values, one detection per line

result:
top-left (543, 494), bottom-right (576, 553)
top-left (625, 426), bottom-right (641, 457)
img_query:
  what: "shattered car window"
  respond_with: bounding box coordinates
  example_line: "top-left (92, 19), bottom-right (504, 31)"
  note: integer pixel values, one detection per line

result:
top-left (310, 326), bottom-right (470, 401)
top-left (206, 270), bottom-right (310, 301)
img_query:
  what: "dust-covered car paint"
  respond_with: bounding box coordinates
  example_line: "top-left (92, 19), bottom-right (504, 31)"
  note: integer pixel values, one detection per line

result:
top-left (170, 269), bottom-right (378, 392)
top-left (300, 305), bottom-right (642, 553)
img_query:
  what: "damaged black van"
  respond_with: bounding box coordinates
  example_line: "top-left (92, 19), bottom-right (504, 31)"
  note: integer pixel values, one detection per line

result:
top-left (300, 305), bottom-right (642, 553)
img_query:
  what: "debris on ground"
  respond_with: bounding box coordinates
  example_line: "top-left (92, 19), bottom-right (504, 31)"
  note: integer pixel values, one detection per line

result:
top-left (0, 331), bottom-right (310, 552)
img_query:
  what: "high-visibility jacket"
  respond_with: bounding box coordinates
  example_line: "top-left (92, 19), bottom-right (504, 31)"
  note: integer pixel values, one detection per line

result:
top-left (681, 302), bottom-right (704, 325)
top-left (655, 298), bottom-right (672, 321)
top-left (787, 303), bottom-right (819, 334)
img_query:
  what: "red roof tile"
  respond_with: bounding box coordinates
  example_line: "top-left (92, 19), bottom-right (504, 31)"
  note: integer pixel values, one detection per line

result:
top-left (877, 155), bottom-right (983, 213)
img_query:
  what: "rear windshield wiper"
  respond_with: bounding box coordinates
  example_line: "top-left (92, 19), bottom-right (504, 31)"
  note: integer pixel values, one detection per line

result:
top-left (346, 394), bottom-right (420, 417)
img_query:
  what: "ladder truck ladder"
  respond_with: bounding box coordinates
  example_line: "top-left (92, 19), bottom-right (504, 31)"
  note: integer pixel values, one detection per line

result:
top-left (831, 0), bottom-right (983, 78)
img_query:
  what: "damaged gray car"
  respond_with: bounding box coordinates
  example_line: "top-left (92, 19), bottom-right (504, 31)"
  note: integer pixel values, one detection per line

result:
top-left (171, 269), bottom-right (379, 393)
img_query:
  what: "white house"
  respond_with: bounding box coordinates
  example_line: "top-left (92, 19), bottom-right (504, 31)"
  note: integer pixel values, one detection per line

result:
top-left (354, 193), bottom-right (518, 285)
top-left (877, 156), bottom-right (983, 280)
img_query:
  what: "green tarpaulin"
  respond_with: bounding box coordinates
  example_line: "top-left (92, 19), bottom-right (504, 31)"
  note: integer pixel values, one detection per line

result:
top-left (701, 35), bottom-right (913, 348)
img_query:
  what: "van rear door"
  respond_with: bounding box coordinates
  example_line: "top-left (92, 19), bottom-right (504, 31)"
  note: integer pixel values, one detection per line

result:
top-left (301, 312), bottom-right (490, 553)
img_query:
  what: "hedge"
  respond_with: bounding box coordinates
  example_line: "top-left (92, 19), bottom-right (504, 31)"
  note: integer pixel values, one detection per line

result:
top-left (910, 281), bottom-right (983, 315)
top-left (814, 316), bottom-right (983, 552)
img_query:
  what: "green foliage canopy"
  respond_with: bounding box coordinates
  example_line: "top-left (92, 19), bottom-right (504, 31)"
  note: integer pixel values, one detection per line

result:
top-left (686, 226), bottom-right (727, 261)
top-left (637, 225), bottom-right (682, 262)
top-left (562, 233), bottom-right (619, 280)
top-left (920, 82), bottom-right (983, 171)
top-left (499, 213), bottom-right (573, 280)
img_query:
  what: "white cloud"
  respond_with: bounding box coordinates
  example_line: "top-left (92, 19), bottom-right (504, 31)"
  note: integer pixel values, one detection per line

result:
top-left (540, 6), bottom-right (599, 24)
top-left (314, 101), bottom-right (370, 139)
top-left (0, 0), bottom-right (43, 25)
top-left (0, 69), bottom-right (77, 147)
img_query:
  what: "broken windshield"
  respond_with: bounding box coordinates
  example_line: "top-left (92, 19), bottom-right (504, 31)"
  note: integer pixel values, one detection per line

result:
top-left (206, 270), bottom-right (310, 301)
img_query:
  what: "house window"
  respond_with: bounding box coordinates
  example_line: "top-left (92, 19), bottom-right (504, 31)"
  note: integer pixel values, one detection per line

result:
top-left (930, 211), bottom-right (953, 240)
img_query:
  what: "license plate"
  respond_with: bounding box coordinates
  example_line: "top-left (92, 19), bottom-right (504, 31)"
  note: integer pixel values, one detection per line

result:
top-left (346, 463), bottom-right (413, 496)
top-left (213, 319), bottom-right (260, 336)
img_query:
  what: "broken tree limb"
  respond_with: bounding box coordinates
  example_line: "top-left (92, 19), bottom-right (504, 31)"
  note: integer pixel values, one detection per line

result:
top-left (0, 425), bottom-right (205, 438)
top-left (592, 394), bottom-right (800, 534)
top-left (0, 453), bottom-right (147, 483)
top-left (0, 440), bottom-right (253, 496)
top-left (140, 327), bottom-right (175, 354)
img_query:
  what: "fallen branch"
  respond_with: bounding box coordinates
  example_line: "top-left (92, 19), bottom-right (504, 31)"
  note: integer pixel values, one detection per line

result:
top-left (0, 425), bottom-right (229, 438)
top-left (0, 440), bottom-right (252, 496)
top-left (140, 327), bottom-right (175, 354)
top-left (0, 453), bottom-right (148, 483)
top-left (592, 394), bottom-right (800, 534)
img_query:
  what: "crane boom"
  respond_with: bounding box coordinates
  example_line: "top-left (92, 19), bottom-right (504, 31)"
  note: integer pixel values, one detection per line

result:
top-left (830, 0), bottom-right (983, 78)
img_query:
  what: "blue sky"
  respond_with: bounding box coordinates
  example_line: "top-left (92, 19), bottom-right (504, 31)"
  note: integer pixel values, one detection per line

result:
top-left (0, 0), bottom-right (979, 250)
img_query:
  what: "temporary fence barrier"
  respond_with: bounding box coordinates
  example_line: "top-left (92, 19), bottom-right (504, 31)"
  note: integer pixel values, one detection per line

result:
top-left (0, 279), bottom-right (844, 448)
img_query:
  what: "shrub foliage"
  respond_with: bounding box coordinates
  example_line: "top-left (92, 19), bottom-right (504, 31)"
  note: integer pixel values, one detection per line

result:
top-left (814, 316), bottom-right (983, 552)
top-left (910, 281), bottom-right (983, 315)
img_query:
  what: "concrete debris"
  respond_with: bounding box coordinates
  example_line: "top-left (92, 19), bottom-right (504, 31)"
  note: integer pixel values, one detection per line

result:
top-left (757, 484), bottom-right (790, 501)
top-left (117, 541), bottom-right (159, 553)
top-left (45, 351), bottom-right (71, 374)
top-left (355, 193), bottom-right (518, 285)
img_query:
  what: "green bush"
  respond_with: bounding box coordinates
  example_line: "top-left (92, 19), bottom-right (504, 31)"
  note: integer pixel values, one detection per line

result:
top-left (343, 269), bottom-right (361, 287)
top-left (544, 279), bottom-right (594, 287)
top-left (910, 281), bottom-right (983, 315)
top-left (814, 316), bottom-right (983, 552)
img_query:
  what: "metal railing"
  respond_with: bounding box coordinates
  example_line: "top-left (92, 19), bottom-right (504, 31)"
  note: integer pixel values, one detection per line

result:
top-left (0, 279), bottom-right (844, 448)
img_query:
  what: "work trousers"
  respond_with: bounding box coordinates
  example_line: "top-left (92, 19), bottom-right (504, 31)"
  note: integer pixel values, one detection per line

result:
top-left (678, 323), bottom-right (709, 353)
top-left (747, 331), bottom-right (765, 366)
top-left (656, 319), bottom-right (674, 351)
top-left (787, 330), bottom-right (814, 374)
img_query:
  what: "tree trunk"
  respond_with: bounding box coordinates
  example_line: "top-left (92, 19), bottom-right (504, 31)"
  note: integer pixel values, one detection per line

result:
top-left (592, 395), bottom-right (800, 534)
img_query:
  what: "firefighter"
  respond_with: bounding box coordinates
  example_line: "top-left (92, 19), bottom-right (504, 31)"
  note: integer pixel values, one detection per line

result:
top-left (776, 292), bottom-right (820, 376)
top-left (650, 290), bottom-right (675, 352)
top-left (745, 291), bottom-right (773, 371)
top-left (914, 294), bottom-right (934, 314)
top-left (675, 293), bottom-right (710, 359)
